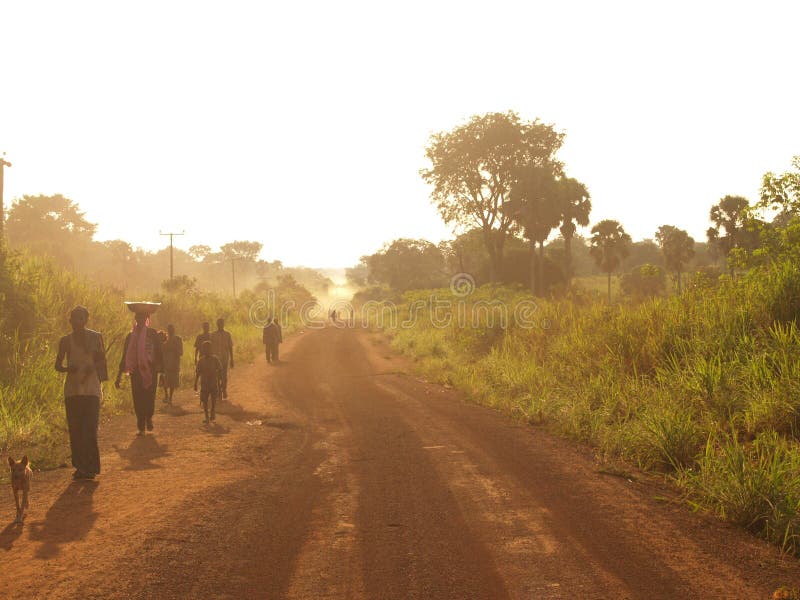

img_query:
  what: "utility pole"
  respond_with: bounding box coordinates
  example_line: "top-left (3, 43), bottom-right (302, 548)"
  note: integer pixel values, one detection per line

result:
top-left (230, 257), bottom-right (237, 298)
top-left (159, 230), bottom-right (184, 281)
top-left (0, 153), bottom-right (12, 247)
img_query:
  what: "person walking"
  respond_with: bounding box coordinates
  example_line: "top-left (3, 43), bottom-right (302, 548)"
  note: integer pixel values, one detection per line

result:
top-left (262, 317), bottom-right (282, 364)
top-left (261, 319), bottom-right (280, 363)
top-left (162, 324), bottom-right (183, 405)
top-left (55, 306), bottom-right (108, 480)
top-left (209, 318), bottom-right (233, 399)
top-left (194, 321), bottom-right (211, 366)
top-left (115, 302), bottom-right (163, 435)
top-left (194, 340), bottom-right (222, 424)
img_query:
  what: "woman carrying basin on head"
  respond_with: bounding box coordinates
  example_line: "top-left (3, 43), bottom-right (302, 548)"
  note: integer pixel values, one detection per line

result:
top-left (115, 302), bottom-right (164, 436)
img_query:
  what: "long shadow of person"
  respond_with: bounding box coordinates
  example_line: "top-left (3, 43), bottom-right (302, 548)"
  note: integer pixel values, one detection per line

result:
top-left (0, 521), bottom-right (25, 551)
top-left (112, 435), bottom-right (170, 471)
top-left (27, 480), bottom-right (99, 559)
top-left (204, 422), bottom-right (230, 437)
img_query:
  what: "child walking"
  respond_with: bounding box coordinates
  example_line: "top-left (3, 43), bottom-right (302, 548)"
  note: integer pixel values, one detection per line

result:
top-left (194, 341), bottom-right (222, 424)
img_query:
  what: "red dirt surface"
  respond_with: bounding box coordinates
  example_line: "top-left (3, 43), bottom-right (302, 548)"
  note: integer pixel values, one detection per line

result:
top-left (2, 327), bottom-right (799, 598)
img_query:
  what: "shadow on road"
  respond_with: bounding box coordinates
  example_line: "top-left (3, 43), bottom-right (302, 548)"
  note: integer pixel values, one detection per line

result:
top-left (203, 423), bottom-right (230, 436)
top-left (0, 520), bottom-right (24, 551)
top-left (113, 435), bottom-right (170, 470)
top-left (28, 480), bottom-right (98, 559)
top-left (160, 403), bottom-right (189, 417)
top-left (216, 399), bottom-right (265, 423)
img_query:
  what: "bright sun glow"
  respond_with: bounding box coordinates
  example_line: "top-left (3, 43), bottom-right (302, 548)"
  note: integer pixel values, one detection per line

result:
top-left (1, 0), bottom-right (798, 267)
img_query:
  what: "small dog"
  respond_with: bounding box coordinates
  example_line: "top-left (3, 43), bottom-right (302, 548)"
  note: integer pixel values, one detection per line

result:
top-left (8, 456), bottom-right (32, 523)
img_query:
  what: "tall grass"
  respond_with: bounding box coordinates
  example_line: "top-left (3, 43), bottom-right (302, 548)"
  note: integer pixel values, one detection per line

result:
top-left (384, 260), bottom-right (800, 553)
top-left (0, 252), bottom-right (306, 467)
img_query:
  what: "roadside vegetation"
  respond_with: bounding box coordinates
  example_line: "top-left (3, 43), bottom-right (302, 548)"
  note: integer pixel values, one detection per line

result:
top-left (0, 248), bottom-right (314, 469)
top-left (351, 111), bottom-right (800, 554)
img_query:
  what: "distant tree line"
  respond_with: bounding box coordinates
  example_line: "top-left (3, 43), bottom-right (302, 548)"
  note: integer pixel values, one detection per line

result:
top-left (1, 194), bottom-right (334, 296)
top-left (350, 110), bottom-right (795, 302)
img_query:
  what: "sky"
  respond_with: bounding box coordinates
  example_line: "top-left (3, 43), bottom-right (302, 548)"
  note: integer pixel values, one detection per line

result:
top-left (1, 1), bottom-right (798, 268)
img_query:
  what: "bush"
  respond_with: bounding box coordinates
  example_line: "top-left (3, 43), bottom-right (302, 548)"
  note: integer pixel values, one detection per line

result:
top-left (383, 258), bottom-right (800, 554)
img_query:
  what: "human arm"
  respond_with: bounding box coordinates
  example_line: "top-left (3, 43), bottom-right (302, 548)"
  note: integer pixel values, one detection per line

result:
top-left (115, 333), bottom-right (130, 388)
top-left (228, 332), bottom-right (234, 368)
top-left (55, 337), bottom-right (77, 373)
top-left (94, 332), bottom-right (109, 382)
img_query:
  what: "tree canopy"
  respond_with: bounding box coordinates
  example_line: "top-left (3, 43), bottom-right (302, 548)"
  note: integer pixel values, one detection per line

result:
top-left (590, 219), bottom-right (632, 302)
top-left (655, 225), bottom-right (695, 292)
top-left (421, 111), bottom-right (564, 282)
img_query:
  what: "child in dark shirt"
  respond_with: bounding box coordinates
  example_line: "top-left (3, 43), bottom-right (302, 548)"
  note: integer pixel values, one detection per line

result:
top-left (194, 341), bottom-right (222, 424)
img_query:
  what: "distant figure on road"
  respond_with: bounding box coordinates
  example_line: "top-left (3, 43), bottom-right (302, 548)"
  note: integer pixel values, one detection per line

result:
top-left (55, 305), bottom-right (108, 480)
top-left (209, 318), bottom-right (234, 399)
top-left (116, 302), bottom-right (163, 436)
top-left (262, 317), bottom-right (283, 364)
top-left (162, 324), bottom-right (183, 405)
top-left (194, 321), bottom-right (211, 366)
top-left (195, 341), bottom-right (222, 424)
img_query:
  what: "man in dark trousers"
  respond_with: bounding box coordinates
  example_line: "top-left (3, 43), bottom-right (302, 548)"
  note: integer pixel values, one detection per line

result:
top-left (55, 306), bottom-right (108, 480)
top-left (162, 324), bottom-right (183, 405)
top-left (210, 318), bottom-right (233, 399)
top-left (116, 304), bottom-right (164, 435)
top-left (262, 317), bottom-right (283, 364)
top-left (194, 321), bottom-right (211, 366)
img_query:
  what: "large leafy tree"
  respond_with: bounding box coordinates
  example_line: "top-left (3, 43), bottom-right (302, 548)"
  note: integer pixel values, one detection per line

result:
top-left (589, 219), bottom-right (632, 303)
top-left (421, 111), bottom-right (564, 282)
top-left (364, 238), bottom-right (446, 292)
top-left (7, 194), bottom-right (96, 248)
top-left (655, 225), bottom-right (695, 293)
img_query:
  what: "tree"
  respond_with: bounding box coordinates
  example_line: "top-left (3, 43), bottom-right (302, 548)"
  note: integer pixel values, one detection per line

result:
top-left (220, 241), bottom-right (263, 262)
top-left (589, 219), bottom-right (632, 303)
top-left (706, 195), bottom-right (759, 275)
top-left (7, 194), bottom-right (96, 249)
top-left (345, 260), bottom-right (369, 288)
top-left (556, 177), bottom-right (591, 285)
top-left (188, 245), bottom-right (212, 261)
top-left (506, 166), bottom-right (562, 295)
top-left (364, 238), bottom-right (446, 292)
top-left (621, 264), bottom-right (665, 299)
top-left (655, 225), bottom-right (695, 293)
top-left (421, 111), bottom-right (564, 282)
top-left (759, 155), bottom-right (800, 215)
top-left (161, 274), bottom-right (197, 295)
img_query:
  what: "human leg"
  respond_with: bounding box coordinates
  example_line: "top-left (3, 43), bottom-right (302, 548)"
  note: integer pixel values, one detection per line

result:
top-left (65, 396), bottom-right (83, 471)
top-left (80, 395), bottom-right (101, 475)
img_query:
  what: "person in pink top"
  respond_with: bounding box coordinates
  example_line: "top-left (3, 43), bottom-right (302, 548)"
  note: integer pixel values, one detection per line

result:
top-left (115, 303), bottom-right (163, 435)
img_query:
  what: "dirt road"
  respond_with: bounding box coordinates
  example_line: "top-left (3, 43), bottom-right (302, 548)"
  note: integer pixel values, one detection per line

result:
top-left (2, 327), bottom-right (799, 599)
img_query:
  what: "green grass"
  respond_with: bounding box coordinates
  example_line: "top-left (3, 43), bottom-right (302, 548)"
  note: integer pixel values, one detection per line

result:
top-left (0, 252), bottom-right (305, 469)
top-left (380, 260), bottom-right (800, 554)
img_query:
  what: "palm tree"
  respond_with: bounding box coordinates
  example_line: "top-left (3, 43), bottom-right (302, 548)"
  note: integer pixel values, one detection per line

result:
top-left (589, 219), bottom-right (632, 303)
top-left (506, 166), bottom-right (561, 295)
top-left (557, 177), bottom-right (591, 285)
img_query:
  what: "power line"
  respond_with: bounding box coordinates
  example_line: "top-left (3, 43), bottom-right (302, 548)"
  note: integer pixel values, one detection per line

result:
top-left (159, 230), bottom-right (185, 281)
top-left (0, 153), bottom-right (12, 248)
